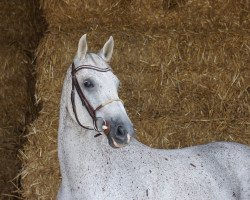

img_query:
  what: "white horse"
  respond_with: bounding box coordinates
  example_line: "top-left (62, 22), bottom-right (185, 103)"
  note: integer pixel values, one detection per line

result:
top-left (57, 34), bottom-right (250, 200)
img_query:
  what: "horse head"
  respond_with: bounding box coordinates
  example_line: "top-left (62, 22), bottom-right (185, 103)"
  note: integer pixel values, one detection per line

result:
top-left (66, 34), bottom-right (135, 148)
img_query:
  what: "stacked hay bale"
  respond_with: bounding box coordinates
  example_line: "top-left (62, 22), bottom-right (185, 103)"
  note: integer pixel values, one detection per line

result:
top-left (22, 0), bottom-right (249, 198)
top-left (0, 0), bottom-right (45, 198)
top-left (0, 46), bottom-right (31, 199)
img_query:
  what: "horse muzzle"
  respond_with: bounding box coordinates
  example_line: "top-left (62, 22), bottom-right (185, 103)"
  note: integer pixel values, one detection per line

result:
top-left (107, 119), bottom-right (134, 148)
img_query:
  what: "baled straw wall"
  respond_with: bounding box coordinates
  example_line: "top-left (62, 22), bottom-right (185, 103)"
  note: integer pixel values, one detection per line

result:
top-left (0, 46), bottom-right (31, 129)
top-left (39, 0), bottom-right (249, 31)
top-left (39, 0), bottom-right (168, 29)
top-left (0, 45), bottom-right (32, 199)
top-left (0, 0), bottom-right (43, 127)
top-left (22, 0), bottom-right (249, 198)
top-left (0, 128), bottom-right (21, 199)
top-left (0, 0), bottom-right (45, 198)
top-left (0, 0), bottom-right (43, 48)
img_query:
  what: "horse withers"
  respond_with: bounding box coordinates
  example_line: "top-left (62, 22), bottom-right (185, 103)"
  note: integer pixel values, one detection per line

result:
top-left (57, 34), bottom-right (250, 200)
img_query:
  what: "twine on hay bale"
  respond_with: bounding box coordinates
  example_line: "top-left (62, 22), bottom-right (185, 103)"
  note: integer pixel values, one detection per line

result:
top-left (21, 0), bottom-right (249, 198)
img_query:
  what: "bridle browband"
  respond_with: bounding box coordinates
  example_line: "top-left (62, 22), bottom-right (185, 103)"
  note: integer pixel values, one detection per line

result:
top-left (71, 62), bottom-right (122, 136)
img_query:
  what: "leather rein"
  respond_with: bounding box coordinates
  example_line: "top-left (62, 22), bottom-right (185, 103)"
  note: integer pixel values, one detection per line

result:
top-left (71, 62), bottom-right (122, 136)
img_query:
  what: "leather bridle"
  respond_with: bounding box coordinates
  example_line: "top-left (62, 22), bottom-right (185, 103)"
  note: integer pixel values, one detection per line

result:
top-left (71, 62), bottom-right (122, 136)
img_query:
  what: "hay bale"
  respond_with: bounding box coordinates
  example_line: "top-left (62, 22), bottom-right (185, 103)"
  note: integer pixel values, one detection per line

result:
top-left (0, 128), bottom-right (22, 199)
top-left (0, 0), bottom-right (46, 129)
top-left (39, 0), bottom-right (188, 30)
top-left (22, 22), bottom-right (249, 197)
top-left (0, 0), bottom-right (45, 48)
top-left (0, 44), bottom-right (32, 131)
top-left (0, 0), bottom-right (45, 198)
top-left (39, 0), bottom-right (248, 31)
top-left (0, 0), bottom-right (46, 128)
top-left (0, 45), bottom-right (33, 199)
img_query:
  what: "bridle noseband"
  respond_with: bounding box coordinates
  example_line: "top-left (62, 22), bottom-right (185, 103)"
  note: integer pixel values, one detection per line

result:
top-left (71, 62), bottom-right (122, 136)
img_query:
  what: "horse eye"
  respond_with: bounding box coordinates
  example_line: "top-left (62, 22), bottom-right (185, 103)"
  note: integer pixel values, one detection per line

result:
top-left (84, 80), bottom-right (94, 88)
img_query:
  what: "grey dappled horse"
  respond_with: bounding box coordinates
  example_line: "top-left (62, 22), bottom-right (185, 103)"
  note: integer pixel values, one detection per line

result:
top-left (57, 34), bottom-right (250, 200)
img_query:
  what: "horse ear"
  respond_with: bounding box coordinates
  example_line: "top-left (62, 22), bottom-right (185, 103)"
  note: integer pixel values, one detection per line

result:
top-left (99, 36), bottom-right (114, 62)
top-left (77, 34), bottom-right (88, 60)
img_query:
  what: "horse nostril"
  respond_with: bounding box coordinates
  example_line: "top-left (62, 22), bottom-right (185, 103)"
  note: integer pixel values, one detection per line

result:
top-left (116, 126), bottom-right (126, 138)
